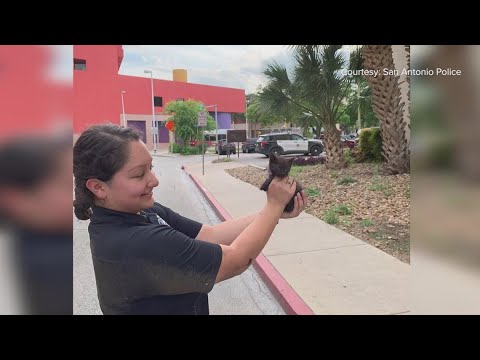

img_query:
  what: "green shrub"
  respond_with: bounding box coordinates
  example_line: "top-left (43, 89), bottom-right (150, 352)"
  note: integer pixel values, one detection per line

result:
top-left (344, 149), bottom-right (355, 166)
top-left (370, 128), bottom-right (383, 162)
top-left (359, 128), bottom-right (383, 163)
top-left (171, 143), bottom-right (182, 153)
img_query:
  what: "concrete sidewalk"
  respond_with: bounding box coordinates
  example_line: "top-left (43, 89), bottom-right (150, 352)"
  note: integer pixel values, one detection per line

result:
top-left (184, 160), bottom-right (410, 315)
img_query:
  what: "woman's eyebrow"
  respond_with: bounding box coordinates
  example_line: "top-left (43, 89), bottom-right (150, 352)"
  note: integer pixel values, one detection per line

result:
top-left (127, 158), bottom-right (153, 173)
top-left (128, 164), bottom-right (148, 173)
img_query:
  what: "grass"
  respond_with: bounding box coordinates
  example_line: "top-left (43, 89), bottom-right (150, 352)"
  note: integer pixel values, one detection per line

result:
top-left (324, 210), bottom-right (338, 224)
top-left (360, 219), bottom-right (374, 227)
top-left (369, 175), bottom-right (392, 197)
top-left (382, 189), bottom-right (393, 198)
top-left (368, 183), bottom-right (388, 191)
top-left (306, 188), bottom-right (321, 197)
top-left (369, 230), bottom-right (384, 239)
top-left (212, 158), bottom-right (232, 163)
top-left (330, 171), bottom-right (339, 179)
top-left (289, 165), bottom-right (304, 177)
top-left (324, 204), bottom-right (352, 224)
top-left (334, 204), bottom-right (352, 215)
top-left (336, 176), bottom-right (357, 185)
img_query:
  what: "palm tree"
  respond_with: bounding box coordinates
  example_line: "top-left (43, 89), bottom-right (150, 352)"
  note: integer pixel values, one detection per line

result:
top-left (361, 45), bottom-right (410, 174)
top-left (256, 45), bottom-right (362, 169)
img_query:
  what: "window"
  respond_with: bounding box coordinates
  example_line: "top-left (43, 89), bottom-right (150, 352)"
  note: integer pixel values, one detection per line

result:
top-left (74, 58), bottom-right (87, 71)
top-left (291, 134), bottom-right (304, 140)
top-left (154, 96), bottom-right (163, 107)
top-left (274, 134), bottom-right (290, 141)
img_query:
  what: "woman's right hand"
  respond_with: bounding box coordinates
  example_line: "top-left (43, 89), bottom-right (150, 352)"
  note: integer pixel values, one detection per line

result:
top-left (267, 176), bottom-right (297, 209)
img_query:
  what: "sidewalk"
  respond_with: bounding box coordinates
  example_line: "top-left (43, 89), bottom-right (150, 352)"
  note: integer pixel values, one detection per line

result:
top-left (150, 148), bottom-right (178, 158)
top-left (184, 160), bottom-right (410, 315)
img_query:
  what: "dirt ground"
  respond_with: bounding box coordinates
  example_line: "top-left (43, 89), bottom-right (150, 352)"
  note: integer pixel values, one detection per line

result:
top-left (226, 162), bottom-right (410, 263)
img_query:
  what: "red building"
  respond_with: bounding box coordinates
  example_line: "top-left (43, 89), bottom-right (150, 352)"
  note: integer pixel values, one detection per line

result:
top-left (73, 45), bottom-right (246, 150)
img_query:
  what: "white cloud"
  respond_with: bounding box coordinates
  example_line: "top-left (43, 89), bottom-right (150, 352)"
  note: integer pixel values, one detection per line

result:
top-left (119, 45), bottom-right (294, 94)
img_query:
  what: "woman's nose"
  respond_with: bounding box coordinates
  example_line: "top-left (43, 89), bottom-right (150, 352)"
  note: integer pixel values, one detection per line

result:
top-left (148, 170), bottom-right (159, 187)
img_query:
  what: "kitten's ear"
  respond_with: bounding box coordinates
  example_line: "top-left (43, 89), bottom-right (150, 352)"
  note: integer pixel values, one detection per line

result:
top-left (269, 152), bottom-right (278, 162)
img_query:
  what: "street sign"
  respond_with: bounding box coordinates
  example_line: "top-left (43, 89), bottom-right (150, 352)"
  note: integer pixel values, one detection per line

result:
top-left (198, 111), bottom-right (207, 127)
top-left (227, 130), bottom-right (247, 143)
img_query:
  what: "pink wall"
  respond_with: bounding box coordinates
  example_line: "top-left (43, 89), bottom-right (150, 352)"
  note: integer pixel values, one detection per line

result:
top-left (74, 46), bottom-right (121, 133)
top-left (0, 46), bottom-right (71, 142)
top-left (74, 45), bottom-right (246, 135)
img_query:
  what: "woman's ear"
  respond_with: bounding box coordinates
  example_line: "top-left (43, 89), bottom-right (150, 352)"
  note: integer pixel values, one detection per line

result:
top-left (85, 179), bottom-right (107, 200)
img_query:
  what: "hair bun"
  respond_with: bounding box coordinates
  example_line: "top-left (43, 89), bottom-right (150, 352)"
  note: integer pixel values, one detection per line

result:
top-left (73, 202), bottom-right (93, 220)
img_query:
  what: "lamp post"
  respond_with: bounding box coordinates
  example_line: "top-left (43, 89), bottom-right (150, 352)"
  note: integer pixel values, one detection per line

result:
top-left (355, 83), bottom-right (366, 133)
top-left (121, 91), bottom-right (126, 128)
top-left (245, 97), bottom-right (250, 139)
top-left (144, 70), bottom-right (157, 153)
top-left (204, 104), bottom-right (218, 160)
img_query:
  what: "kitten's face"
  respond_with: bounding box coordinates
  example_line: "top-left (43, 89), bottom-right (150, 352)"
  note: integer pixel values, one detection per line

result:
top-left (268, 153), bottom-right (295, 178)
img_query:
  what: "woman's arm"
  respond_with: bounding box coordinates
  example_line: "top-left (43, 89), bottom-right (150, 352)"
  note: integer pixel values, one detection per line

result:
top-left (196, 191), bottom-right (306, 245)
top-left (195, 213), bottom-right (259, 245)
top-left (214, 177), bottom-right (297, 283)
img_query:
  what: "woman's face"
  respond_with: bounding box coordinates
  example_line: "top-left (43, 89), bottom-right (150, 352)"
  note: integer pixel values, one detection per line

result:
top-left (101, 140), bottom-right (159, 214)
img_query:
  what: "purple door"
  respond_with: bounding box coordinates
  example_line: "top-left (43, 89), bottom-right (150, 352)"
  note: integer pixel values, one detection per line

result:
top-left (158, 126), bottom-right (169, 143)
top-left (127, 121), bottom-right (147, 143)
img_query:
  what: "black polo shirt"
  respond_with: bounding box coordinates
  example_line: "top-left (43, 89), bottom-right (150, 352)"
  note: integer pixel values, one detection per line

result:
top-left (88, 202), bottom-right (222, 315)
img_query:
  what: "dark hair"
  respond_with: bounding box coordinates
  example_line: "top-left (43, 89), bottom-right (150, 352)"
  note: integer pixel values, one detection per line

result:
top-left (73, 124), bottom-right (141, 220)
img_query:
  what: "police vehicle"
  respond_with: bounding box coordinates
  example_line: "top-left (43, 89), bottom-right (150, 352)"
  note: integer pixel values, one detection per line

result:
top-left (255, 132), bottom-right (324, 157)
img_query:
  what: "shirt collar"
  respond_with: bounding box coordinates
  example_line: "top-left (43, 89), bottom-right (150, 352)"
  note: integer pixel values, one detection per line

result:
top-left (90, 205), bottom-right (150, 225)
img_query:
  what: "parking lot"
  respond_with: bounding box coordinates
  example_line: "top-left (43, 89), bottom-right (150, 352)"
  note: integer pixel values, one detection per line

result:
top-left (207, 148), bottom-right (324, 169)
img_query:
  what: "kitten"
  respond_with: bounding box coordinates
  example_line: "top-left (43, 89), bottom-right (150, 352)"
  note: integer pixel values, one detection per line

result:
top-left (260, 153), bottom-right (303, 213)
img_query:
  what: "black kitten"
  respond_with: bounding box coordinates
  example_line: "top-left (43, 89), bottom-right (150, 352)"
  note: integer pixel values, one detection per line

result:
top-left (260, 153), bottom-right (303, 213)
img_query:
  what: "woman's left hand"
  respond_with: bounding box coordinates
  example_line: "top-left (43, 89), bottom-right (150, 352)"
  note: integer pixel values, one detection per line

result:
top-left (280, 190), bottom-right (307, 219)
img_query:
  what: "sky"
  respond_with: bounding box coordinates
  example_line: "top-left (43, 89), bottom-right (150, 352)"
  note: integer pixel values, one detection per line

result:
top-left (53, 45), bottom-right (366, 92)
top-left (118, 45), bottom-right (296, 94)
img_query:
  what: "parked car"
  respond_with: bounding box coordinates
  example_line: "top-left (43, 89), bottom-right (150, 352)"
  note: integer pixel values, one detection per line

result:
top-left (255, 132), bottom-right (324, 157)
top-left (341, 135), bottom-right (356, 149)
top-left (242, 138), bottom-right (258, 153)
top-left (216, 139), bottom-right (236, 155)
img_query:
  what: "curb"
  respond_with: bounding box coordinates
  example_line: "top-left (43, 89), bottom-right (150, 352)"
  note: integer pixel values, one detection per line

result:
top-left (248, 164), bottom-right (267, 171)
top-left (151, 153), bottom-right (178, 158)
top-left (183, 165), bottom-right (315, 315)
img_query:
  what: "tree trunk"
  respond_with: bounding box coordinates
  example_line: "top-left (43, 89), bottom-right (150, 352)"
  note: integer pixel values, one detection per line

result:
top-left (362, 45), bottom-right (410, 175)
top-left (324, 124), bottom-right (346, 170)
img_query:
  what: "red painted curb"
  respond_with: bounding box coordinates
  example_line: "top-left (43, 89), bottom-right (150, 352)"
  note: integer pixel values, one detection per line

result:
top-left (184, 165), bottom-right (315, 315)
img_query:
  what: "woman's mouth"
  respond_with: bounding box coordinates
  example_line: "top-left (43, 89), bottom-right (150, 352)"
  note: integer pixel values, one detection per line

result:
top-left (141, 191), bottom-right (153, 197)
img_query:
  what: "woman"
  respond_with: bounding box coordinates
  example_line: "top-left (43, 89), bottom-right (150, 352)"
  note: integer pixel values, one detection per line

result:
top-left (73, 124), bottom-right (307, 315)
